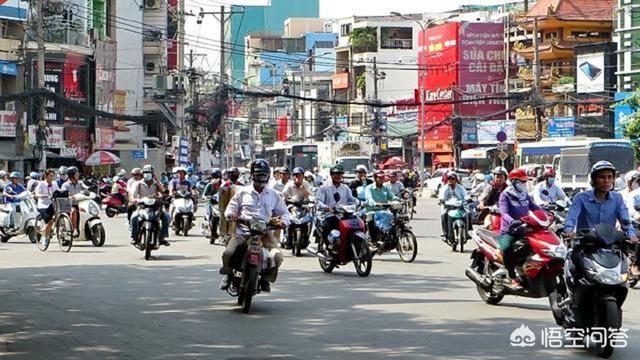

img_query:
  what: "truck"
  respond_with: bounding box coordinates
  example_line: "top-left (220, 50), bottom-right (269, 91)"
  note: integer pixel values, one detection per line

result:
top-left (317, 141), bottom-right (374, 183)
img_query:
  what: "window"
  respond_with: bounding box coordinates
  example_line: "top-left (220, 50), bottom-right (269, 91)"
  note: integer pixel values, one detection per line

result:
top-left (631, 50), bottom-right (640, 70)
top-left (380, 27), bottom-right (413, 49)
top-left (571, 31), bottom-right (611, 39)
top-left (341, 23), bottom-right (352, 37)
top-left (544, 31), bottom-right (558, 40)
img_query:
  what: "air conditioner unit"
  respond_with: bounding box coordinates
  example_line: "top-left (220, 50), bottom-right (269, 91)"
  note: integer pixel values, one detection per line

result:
top-left (145, 62), bottom-right (157, 74)
top-left (145, 0), bottom-right (160, 10)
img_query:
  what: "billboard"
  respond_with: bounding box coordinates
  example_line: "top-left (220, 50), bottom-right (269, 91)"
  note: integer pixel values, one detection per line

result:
top-left (614, 92), bottom-right (634, 139)
top-left (548, 117), bottom-right (575, 138)
top-left (457, 23), bottom-right (505, 118)
top-left (577, 53), bottom-right (605, 93)
top-left (575, 100), bottom-right (613, 138)
top-left (0, 0), bottom-right (27, 21)
top-left (476, 120), bottom-right (515, 145)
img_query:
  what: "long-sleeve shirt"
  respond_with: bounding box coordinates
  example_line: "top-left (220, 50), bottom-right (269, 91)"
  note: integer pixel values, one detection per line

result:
top-left (315, 182), bottom-right (357, 218)
top-left (365, 184), bottom-right (397, 211)
top-left (565, 189), bottom-right (635, 237)
top-left (3, 183), bottom-right (25, 203)
top-left (224, 185), bottom-right (291, 237)
top-left (532, 181), bottom-right (567, 206)
top-left (384, 181), bottom-right (404, 197)
top-left (499, 191), bottom-right (542, 234)
top-left (438, 184), bottom-right (467, 202)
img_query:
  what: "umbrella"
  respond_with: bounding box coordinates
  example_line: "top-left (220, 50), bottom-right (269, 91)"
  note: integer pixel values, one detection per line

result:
top-left (380, 156), bottom-right (407, 169)
top-left (85, 151), bottom-right (120, 166)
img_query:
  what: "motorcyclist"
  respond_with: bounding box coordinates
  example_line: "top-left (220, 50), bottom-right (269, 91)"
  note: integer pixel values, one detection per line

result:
top-left (439, 171), bottom-right (468, 242)
top-left (316, 164), bottom-right (358, 243)
top-left (126, 168), bottom-right (143, 221)
top-left (282, 167), bottom-right (311, 201)
top-left (366, 170), bottom-right (399, 242)
top-left (478, 167), bottom-right (508, 229)
top-left (219, 167), bottom-right (243, 241)
top-left (60, 166), bottom-right (83, 235)
top-left (2, 172), bottom-right (26, 229)
top-left (304, 171), bottom-right (316, 187)
top-left (168, 167), bottom-right (192, 195)
top-left (272, 167), bottom-right (290, 194)
top-left (498, 168), bottom-right (543, 289)
top-left (622, 170), bottom-right (640, 220)
top-left (401, 169), bottom-right (417, 207)
top-left (0, 170), bottom-right (7, 188)
top-left (227, 167), bottom-right (242, 186)
top-left (130, 164), bottom-right (170, 246)
top-left (55, 166), bottom-right (68, 188)
top-left (26, 172), bottom-right (40, 193)
top-left (202, 168), bottom-right (222, 198)
top-left (564, 161), bottom-right (638, 243)
top-left (532, 168), bottom-right (567, 206)
top-left (35, 169), bottom-right (60, 246)
top-left (111, 174), bottom-right (128, 208)
top-left (220, 159), bottom-right (290, 293)
top-left (349, 165), bottom-right (372, 197)
top-left (384, 171), bottom-right (404, 198)
top-left (469, 173), bottom-right (490, 197)
top-left (312, 167), bottom-right (324, 187)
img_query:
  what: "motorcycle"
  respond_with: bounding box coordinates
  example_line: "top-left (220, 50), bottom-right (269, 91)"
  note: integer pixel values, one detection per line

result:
top-left (170, 189), bottom-right (195, 236)
top-left (134, 197), bottom-right (165, 260)
top-left (542, 199), bottom-right (571, 245)
top-left (466, 209), bottom-right (567, 305)
top-left (225, 217), bottom-right (281, 314)
top-left (285, 197), bottom-right (314, 257)
top-left (71, 190), bottom-right (106, 247)
top-left (308, 193), bottom-right (373, 277)
top-left (0, 190), bottom-right (39, 243)
top-left (550, 224), bottom-right (630, 358)
top-left (102, 193), bottom-right (128, 218)
top-left (200, 193), bottom-right (221, 245)
top-left (400, 188), bottom-right (416, 219)
top-left (441, 197), bottom-right (471, 253)
top-left (368, 201), bottom-right (418, 263)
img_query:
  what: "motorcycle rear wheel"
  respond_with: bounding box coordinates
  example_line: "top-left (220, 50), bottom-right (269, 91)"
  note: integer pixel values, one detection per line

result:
top-left (397, 230), bottom-right (417, 263)
top-left (105, 208), bottom-right (117, 218)
top-left (548, 275), bottom-right (567, 326)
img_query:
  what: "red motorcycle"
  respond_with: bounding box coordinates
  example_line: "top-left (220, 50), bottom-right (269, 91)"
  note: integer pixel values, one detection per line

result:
top-left (465, 209), bottom-right (567, 305)
top-left (102, 193), bottom-right (128, 218)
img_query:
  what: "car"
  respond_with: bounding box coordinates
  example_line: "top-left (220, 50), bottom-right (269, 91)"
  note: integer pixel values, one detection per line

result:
top-left (425, 168), bottom-right (472, 198)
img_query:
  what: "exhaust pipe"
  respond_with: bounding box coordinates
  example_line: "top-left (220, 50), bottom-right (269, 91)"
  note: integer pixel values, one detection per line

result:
top-left (465, 267), bottom-right (492, 290)
top-left (306, 247), bottom-right (327, 260)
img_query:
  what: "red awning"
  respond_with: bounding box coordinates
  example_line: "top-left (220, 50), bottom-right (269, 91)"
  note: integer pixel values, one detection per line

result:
top-left (433, 154), bottom-right (454, 164)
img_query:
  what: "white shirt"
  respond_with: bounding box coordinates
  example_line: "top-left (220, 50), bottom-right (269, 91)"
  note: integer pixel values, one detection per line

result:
top-left (35, 180), bottom-right (60, 209)
top-left (225, 185), bottom-right (291, 236)
top-left (271, 180), bottom-right (289, 194)
top-left (622, 187), bottom-right (640, 219)
top-left (282, 181), bottom-right (311, 200)
top-left (532, 181), bottom-right (567, 206)
top-left (127, 178), bottom-right (138, 194)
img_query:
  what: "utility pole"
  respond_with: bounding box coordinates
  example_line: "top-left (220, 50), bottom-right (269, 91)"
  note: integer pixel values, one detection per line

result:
top-left (36, 0), bottom-right (47, 170)
top-left (532, 17), bottom-right (543, 141)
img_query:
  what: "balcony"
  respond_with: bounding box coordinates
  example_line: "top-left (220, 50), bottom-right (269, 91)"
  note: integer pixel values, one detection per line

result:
top-left (381, 38), bottom-right (412, 50)
top-left (144, 41), bottom-right (164, 56)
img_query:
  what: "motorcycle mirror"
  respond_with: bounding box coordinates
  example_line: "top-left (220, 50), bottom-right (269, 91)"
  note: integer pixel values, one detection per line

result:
top-left (333, 192), bottom-right (341, 202)
top-left (542, 190), bottom-right (549, 196)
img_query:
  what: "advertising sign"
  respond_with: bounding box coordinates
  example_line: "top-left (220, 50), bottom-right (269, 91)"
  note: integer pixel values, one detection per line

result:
top-left (575, 100), bottom-right (612, 138)
top-left (0, 111), bottom-right (17, 137)
top-left (577, 53), bottom-right (605, 93)
top-left (28, 125), bottom-right (64, 148)
top-left (476, 120), bottom-right (515, 145)
top-left (96, 127), bottom-right (115, 149)
top-left (548, 117), bottom-right (575, 138)
top-left (457, 23), bottom-right (506, 118)
top-left (178, 139), bottom-right (189, 166)
top-left (461, 121), bottom-right (478, 144)
top-left (0, 0), bottom-right (27, 21)
top-left (614, 92), bottom-right (634, 139)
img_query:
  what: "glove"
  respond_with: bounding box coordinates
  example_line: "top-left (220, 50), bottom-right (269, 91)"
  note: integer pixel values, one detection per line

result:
top-left (510, 220), bottom-right (523, 228)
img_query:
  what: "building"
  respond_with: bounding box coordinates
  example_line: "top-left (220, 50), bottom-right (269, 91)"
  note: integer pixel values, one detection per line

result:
top-left (228, 0), bottom-right (319, 84)
top-left (615, 0), bottom-right (640, 90)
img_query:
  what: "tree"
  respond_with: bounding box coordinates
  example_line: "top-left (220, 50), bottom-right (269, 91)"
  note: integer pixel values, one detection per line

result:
top-left (619, 91), bottom-right (640, 161)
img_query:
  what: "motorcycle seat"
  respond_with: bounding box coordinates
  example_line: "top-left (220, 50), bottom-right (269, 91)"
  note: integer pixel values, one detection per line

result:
top-left (476, 229), bottom-right (501, 249)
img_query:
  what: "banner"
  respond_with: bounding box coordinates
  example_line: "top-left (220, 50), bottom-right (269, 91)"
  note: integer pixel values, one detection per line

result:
top-left (477, 120), bottom-right (516, 145)
top-left (548, 117), bottom-right (575, 138)
top-left (28, 125), bottom-right (64, 148)
top-left (461, 121), bottom-right (478, 144)
top-left (95, 127), bottom-right (115, 149)
top-left (0, 111), bottom-right (17, 137)
top-left (577, 52), bottom-right (605, 93)
top-left (614, 93), bottom-right (634, 139)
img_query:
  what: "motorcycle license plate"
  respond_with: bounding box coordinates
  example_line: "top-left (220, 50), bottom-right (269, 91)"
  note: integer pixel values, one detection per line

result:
top-left (248, 245), bottom-right (262, 266)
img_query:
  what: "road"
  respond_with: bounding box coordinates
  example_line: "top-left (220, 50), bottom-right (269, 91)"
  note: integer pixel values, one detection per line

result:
top-left (0, 197), bottom-right (639, 359)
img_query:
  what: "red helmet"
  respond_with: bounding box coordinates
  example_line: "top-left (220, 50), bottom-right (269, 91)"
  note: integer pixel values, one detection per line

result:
top-left (374, 170), bottom-right (386, 179)
top-left (542, 168), bottom-right (556, 179)
top-left (508, 168), bottom-right (528, 181)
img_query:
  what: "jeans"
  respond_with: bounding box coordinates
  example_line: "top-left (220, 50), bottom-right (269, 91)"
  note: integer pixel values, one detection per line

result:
top-left (498, 233), bottom-right (518, 278)
top-left (130, 211), bottom-right (170, 240)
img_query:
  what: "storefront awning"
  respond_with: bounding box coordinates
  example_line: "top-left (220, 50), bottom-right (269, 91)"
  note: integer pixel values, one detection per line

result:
top-left (460, 147), bottom-right (497, 160)
top-left (388, 119), bottom-right (418, 138)
top-left (434, 154), bottom-right (454, 164)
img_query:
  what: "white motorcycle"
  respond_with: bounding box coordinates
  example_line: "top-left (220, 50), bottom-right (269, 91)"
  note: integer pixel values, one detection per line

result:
top-left (0, 191), bottom-right (39, 243)
top-left (71, 191), bottom-right (106, 247)
top-left (171, 189), bottom-right (195, 236)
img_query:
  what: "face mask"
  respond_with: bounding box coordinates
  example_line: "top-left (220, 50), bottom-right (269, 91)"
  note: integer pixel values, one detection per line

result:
top-left (547, 178), bottom-right (556, 185)
top-left (513, 181), bottom-right (527, 193)
top-left (212, 178), bottom-right (220, 184)
top-left (60, 175), bottom-right (67, 181)
top-left (144, 174), bottom-right (153, 181)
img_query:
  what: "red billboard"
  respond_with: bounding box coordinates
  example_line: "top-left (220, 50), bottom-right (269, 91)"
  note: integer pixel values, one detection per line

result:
top-left (277, 116), bottom-right (288, 142)
top-left (457, 23), bottom-right (505, 119)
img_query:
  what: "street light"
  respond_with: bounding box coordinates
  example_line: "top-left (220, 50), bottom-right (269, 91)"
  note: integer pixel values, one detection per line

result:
top-left (390, 12), bottom-right (456, 197)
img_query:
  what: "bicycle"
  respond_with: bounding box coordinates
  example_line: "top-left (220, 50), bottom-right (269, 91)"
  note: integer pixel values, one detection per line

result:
top-left (35, 192), bottom-right (74, 252)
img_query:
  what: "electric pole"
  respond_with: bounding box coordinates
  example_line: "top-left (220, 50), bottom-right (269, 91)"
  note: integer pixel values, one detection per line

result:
top-left (533, 17), bottom-right (543, 141)
top-left (36, 0), bottom-right (47, 170)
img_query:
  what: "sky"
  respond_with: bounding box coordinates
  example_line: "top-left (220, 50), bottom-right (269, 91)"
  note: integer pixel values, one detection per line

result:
top-left (184, 0), bottom-right (512, 72)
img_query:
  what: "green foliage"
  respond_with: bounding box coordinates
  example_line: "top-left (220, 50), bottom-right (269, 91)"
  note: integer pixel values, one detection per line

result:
top-left (356, 73), bottom-right (366, 91)
top-left (556, 76), bottom-right (574, 85)
top-left (619, 90), bottom-right (640, 161)
top-left (349, 27), bottom-right (377, 53)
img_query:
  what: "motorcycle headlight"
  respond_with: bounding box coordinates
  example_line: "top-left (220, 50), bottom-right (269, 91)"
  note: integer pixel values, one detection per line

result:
top-left (88, 202), bottom-right (100, 216)
top-left (586, 263), bottom-right (625, 285)
top-left (542, 244), bottom-right (568, 259)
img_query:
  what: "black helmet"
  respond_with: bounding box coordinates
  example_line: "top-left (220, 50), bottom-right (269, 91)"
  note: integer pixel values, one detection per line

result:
top-left (67, 166), bottom-right (79, 176)
top-left (590, 160), bottom-right (616, 187)
top-left (279, 167), bottom-right (290, 175)
top-left (251, 159), bottom-right (270, 184)
top-left (229, 167), bottom-right (240, 174)
top-left (330, 164), bottom-right (345, 174)
top-left (211, 168), bottom-right (222, 178)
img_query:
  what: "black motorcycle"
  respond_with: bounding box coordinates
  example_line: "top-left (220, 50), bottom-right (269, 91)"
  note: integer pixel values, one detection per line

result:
top-left (368, 201), bottom-right (417, 263)
top-left (550, 224), bottom-right (630, 358)
top-left (285, 198), bottom-right (314, 257)
top-left (134, 197), bottom-right (165, 260)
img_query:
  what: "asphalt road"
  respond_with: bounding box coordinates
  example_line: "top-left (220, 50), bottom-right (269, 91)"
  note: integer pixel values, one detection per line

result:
top-left (1, 197), bottom-right (639, 359)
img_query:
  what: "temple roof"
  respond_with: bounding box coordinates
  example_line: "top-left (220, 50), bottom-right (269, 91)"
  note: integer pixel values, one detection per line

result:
top-left (524, 0), bottom-right (614, 22)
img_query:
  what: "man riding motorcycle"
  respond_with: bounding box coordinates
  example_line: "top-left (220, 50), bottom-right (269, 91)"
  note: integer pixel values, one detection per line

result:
top-left (282, 167), bottom-right (312, 249)
top-left (272, 167), bottom-right (290, 194)
top-left (60, 167), bottom-right (83, 235)
top-left (2, 172), bottom-right (26, 229)
top-left (202, 168), bottom-right (222, 198)
top-left (126, 168), bottom-right (143, 220)
top-left (620, 170), bottom-right (640, 220)
top-left (384, 171), bottom-right (404, 198)
top-left (26, 172), bottom-right (40, 193)
top-left (498, 168), bottom-right (543, 289)
top-left (220, 159), bottom-right (290, 293)
top-left (55, 166), bottom-right (68, 188)
top-left (477, 166), bottom-right (508, 229)
top-left (130, 165), bottom-right (170, 246)
top-left (111, 174), bottom-right (128, 208)
top-left (439, 171), bottom-right (467, 242)
top-left (469, 174), bottom-right (491, 197)
top-left (316, 164), bottom-right (358, 243)
top-left (168, 167), bottom-right (192, 195)
top-left (349, 165), bottom-right (372, 198)
top-left (366, 170), bottom-right (399, 242)
top-left (532, 168), bottom-right (567, 206)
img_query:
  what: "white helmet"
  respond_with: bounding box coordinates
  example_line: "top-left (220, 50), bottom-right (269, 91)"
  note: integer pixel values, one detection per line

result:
top-left (474, 173), bottom-right (485, 181)
top-left (355, 165), bottom-right (368, 173)
top-left (118, 169), bottom-right (126, 176)
top-left (625, 170), bottom-right (640, 183)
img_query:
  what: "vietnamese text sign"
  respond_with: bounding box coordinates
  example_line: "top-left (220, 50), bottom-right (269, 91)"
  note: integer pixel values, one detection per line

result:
top-left (548, 117), bottom-right (575, 138)
top-left (0, 111), bottom-right (17, 137)
top-left (28, 125), bottom-right (64, 148)
top-left (477, 120), bottom-right (515, 145)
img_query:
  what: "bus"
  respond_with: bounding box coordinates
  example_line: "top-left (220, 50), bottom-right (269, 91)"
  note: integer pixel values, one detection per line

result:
top-left (516, 137), bottom-right (601, 168)
top-left (265, 142), bottom-right (318, 170)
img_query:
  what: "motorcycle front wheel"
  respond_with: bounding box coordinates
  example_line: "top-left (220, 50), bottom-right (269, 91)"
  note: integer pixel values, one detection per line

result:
top-left (293, 229), bottom-right (302, 257)
top-left (353, 241), bottom-right (372, 277)
top-left (318, 244), bottom-right (335, 273)
top-left (144, 229), bottom-right (153, 260)
top-left (397, 229), bottom-right (417, 263)
top-left (594, 300), bottom-right (621, 358)
top-left (241, 266), bottom-right (259, 314)
top-left (90, 224), bottom-right (106, 247)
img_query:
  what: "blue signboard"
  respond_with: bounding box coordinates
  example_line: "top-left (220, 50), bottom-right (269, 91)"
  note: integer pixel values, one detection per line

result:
top-left (132, 151), bottom-right (144, 159)
top-left (548, 117), bottom-right (575, 138)
top-left (614, 92), bottom-right (634, 139)
top-left (461, 121), bottom-right (478, 144)
top-left (179, 139), bottom-right (189, 166)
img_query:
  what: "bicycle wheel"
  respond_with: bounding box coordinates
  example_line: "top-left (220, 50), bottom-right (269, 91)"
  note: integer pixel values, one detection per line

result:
top-left (35, 215), bottom-right (49, 252)
top-left (56, 214), bottom-right (73, 252)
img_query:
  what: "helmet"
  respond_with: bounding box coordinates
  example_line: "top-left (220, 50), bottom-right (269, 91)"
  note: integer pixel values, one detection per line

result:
top-left (29, 171), bottom-right (39, 179)
top-left (279, 167), bottom-right (290, 175)
top-left (304, 171), bottom-right (314, 178)
top-left (118, 169), bottom-right (126, 176)
top-left (112, 176), bottom-right (120, 183)
top-left (542, 168), bottom-right (556, 179)
top-left (492, 166), bottom-right (508, 176)
top-left (211, 168), bottom-right (221, 177)
top-left (174, 167), bottom-right (187, 174)
top-left (58, 166), bottom-right (68, 175)
top-left (330, 164), bottom-right (345, 174)
top-left (9, 171), bottom-right (21, 179)
top-left (250, 159), bottom-right (270, 184)
top-left (474, 173), bottom-right (485, 181)
top-left (186, 166), bottom-right (194, 174)
top-left (484, 174), bottom-right (494, 182)
top-left (590, 161), bottom-right (616, 184)
top-left (374, 170), bottom-right (386, 179)
top-left (355, 165), bottom-right (368, 173)
top-left (292, 167), bottom-right (304, 175)
top-left (142, 165), bottom-right (154, 173)
top-left (228, 167), bottom-right (239, 174)
top-left (624, 170), bottom-right (640, 183)
top-left (0, 170), bottom-right (6, 177)
top-left (402, 169), bottom-right (410, 175)
top-left (508, 169), bottom-right (528, 182)
top-left (67, 166), bottom-right (79, 176)
top-left (131, 167), bottom-right (142, 175)
top-left (446, 171), bottom-right (458, 181)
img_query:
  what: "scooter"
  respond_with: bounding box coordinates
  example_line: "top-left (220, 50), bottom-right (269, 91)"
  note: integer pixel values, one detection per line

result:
top-left (285, 197), bottom-right (314, 257)
top-left (550, 224), bottom-right (630, 358)
top-left (71, 190), bottom-right (105, 247)
top-left (466, 209), bottom-right (566, 305)
top-left (442, 197), bottom-right (471, 253)
top-left (201, 193), bottom-right (221, 244)
top-left (134, 197), bottom-right (165, 260)
top-left (0, 190), bottom-right (39, 243)
top-left (171, 189), bottom-right (195, 236)
top-left (308, 193), bottom-right (373, 277)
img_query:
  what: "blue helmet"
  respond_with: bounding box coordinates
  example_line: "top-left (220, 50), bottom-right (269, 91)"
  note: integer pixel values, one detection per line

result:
top-left (292, 167), bottom-right (305, 175)
top-left (29, 171), bottom-right (39, 179)
top-left (9, 171), bottom-right (21, 179)
top-left (484, 174), bottom-right (494, 182)
top-left (186, 166), bottom-right (194, 174)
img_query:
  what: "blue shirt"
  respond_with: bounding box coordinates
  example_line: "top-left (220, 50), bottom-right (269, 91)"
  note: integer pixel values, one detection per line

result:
top-left (169, 179), bottom-right (192, 193)
top-left (565, 189), bottom-right (635, 237)
top-left (365, 184), bottom-right (397, 211)
top-left (3, 183), bottom-right (26, 203)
